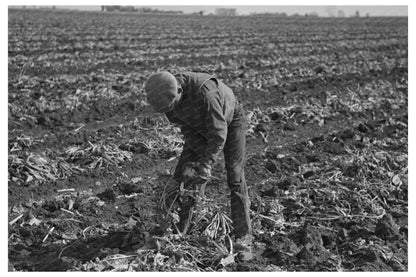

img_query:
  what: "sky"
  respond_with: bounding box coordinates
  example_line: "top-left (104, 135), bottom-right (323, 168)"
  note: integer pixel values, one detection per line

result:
top-left (8, 2), bottom-right (409, 17)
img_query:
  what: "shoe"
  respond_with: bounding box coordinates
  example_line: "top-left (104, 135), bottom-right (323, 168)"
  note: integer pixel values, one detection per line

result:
top-left (234, 235), bottom-right (253, 261)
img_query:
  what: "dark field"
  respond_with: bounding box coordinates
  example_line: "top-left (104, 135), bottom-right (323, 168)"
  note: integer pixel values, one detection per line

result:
top-left (8, 9), bottom-right (408, 271)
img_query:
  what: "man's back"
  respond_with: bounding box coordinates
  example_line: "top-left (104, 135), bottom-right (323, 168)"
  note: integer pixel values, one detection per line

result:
top-left (166, 72), bottom-right (236, 132)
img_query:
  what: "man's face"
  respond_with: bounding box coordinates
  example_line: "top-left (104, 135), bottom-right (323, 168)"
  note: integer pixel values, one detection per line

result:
top-left (156, 92), bottom-right (177, 113)
top-left (149, 85), bottom-right (182, 113)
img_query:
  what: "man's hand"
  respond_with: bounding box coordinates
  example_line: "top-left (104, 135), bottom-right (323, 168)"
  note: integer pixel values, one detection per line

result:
top-left (183, 162), bottom-right (212, 181)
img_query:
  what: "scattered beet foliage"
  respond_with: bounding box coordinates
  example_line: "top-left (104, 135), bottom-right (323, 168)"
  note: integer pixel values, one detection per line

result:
top-left (8, 9), bottom-right (407, 271)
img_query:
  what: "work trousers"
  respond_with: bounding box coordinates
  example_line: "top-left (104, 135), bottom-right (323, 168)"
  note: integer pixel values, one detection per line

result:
top-left (173, 103), bottom-right (252, 238)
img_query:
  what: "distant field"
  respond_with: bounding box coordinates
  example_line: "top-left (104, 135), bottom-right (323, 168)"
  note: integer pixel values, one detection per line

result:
top-left (8, 9), bottom-right (408, 271)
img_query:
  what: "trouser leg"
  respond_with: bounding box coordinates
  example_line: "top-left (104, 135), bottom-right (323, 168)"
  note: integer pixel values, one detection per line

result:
top-left (224, 107), bottom-right (252, 239)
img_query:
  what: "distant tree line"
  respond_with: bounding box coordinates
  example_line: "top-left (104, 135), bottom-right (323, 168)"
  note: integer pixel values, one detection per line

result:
top-left (101, 6), bottom-right (183, 14)
top-left (249, 10), bottom-right (369, 18)
top-left (17, 6), bottom-right (370, 17)
top-left (248, 12), bottom-right (319, 17)
top-left (215, 8), bottom-right (237, 16)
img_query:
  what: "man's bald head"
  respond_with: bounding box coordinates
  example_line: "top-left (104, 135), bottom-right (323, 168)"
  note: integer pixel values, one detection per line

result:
top-left (145, 71), bottom-right (180, 113)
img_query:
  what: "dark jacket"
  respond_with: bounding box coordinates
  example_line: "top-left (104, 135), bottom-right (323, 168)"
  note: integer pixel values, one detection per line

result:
top-left (166, 72), bottom-right (237, 166)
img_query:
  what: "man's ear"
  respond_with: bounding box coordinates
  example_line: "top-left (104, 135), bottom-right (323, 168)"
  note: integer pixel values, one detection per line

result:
top-left (177, 86), bottom-right (183, 94)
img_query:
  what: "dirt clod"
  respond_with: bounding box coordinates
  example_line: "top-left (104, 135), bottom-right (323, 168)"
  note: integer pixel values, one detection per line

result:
top-left (375, 213), bottom-right (401, 240)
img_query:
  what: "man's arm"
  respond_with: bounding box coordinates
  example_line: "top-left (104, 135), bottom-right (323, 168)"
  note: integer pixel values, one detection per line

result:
top-left (199, 90), bottom-right (228, 168)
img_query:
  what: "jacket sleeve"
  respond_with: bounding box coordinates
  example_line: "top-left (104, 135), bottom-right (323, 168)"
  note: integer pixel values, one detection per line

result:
top-left (199, 90), bottom-right (228, 167)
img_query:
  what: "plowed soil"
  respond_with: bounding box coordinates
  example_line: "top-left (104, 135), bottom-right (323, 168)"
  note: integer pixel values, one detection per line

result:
top-left (8, 9), bottom-right (408, 271)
